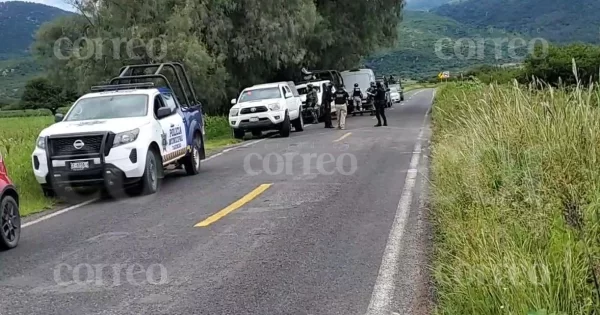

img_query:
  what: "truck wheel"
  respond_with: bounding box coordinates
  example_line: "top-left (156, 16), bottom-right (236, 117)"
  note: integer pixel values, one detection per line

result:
top-left (0, 195), bottom-right (20, 250)
top-left (42, 186), bottom-right (56, 197)
top-left (184, 133), bottom-right (202, 175)
top-left (233, 129), bottom-right (245, 140)
top-left (280, 113), bottom-right (291, 137)
top-left (140, 148), bottom-right (160, 195)
top-left (292, 112), bottom-right (304, 132)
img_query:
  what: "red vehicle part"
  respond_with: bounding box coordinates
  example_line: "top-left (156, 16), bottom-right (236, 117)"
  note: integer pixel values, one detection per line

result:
top-left (0, 152), bottom-right (20, 250)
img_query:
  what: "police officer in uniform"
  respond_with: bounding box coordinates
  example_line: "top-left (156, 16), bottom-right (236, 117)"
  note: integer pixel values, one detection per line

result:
top-left (333, 84), bottom-right (349, 130)
top-left (366, 82), bottom-right (377, 116)
top-left (374, 81), bottom-right (388, 127)
top-left (352, 83), bottom-right (363, 115)
top-left (321, 82), bottom-right (334, 128)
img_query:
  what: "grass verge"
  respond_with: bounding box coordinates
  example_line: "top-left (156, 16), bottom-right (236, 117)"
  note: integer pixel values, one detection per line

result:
top-left (0, 115), bottom-right (236, 216)
top-left (405, 83), bottom-right (439, 92)
top-left (431, 81), bottom-right (600, 314)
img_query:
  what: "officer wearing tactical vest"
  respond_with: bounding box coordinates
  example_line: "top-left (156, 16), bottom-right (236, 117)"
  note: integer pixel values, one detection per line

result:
top-left (374, 81), bottom-right (388, 127)
top-left (352, 83), bottom-right (363, 114)
top-left (322, 82), bottom-right (334, 128)
top-left (306, 84), bottom-right (318, 108)
top-left (333, 85), bottom-right (349, 130)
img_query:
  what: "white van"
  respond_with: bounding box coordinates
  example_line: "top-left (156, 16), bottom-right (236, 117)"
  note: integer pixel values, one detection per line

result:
top-left (340, 69), bottom-right (376, 114)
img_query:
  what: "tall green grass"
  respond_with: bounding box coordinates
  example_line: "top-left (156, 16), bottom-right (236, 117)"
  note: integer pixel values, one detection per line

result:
top-left (431, 80), bottom-right (600, 314)
top-left (0, 115), bottom-right (235, 216)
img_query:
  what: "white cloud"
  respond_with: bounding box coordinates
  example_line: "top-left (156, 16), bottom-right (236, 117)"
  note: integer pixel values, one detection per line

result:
top-left (0, 0), bottom-right (76, 11)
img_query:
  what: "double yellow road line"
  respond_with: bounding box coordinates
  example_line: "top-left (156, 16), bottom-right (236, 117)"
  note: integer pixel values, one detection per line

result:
top-left (194, 183), bottom-right (273, 227)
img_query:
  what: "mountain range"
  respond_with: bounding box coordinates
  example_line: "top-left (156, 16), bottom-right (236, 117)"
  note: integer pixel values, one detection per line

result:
top-left (0, 1), bottom-right (73, 58)
top-left (0, 0), bottom-right (599, 103)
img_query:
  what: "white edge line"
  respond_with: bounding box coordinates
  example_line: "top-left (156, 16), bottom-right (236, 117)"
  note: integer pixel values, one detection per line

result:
top-left (22, 198), bottom-right (98, 228)
top-left (366, 101), bottom-right (430, 314)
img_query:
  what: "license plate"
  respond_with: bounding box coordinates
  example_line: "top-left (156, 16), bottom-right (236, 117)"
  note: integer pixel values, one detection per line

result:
top-left (250, 117), bottom-right (259, 122)
top-left (69, 160), bottom-right (91, 171)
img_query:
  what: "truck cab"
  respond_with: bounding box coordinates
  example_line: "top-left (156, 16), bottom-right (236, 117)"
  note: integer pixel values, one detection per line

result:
top-left (32, 63), bottom-right (206, 198)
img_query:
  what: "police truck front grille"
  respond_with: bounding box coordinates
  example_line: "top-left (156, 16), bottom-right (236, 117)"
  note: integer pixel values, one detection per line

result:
top-left (49, 135), bottom-right (104, 156)
top-left (240, 106), bottom-right (268, 114)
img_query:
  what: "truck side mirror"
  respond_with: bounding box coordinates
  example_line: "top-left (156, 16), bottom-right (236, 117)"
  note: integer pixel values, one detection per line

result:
top-left (285, 92), bottom-right (293, 99)
top-left (231, 98), bottom-right (237, 105)
top-left (54, 113), bottom-right (64, 123)
top-left (156, 107), bottom-right (172, 119)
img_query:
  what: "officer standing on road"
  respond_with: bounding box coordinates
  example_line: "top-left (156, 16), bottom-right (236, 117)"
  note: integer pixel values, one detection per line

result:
top-left (374, 81), bottom-right (388, 127)
top-left (366, 82), bottom-right (377, 116)
top-left (321, 82), bottom-right (334, 128)
top-left (333, 84), bottom-right (349, 130)
top-left (306, 84), bottom-right (318, 108)
top-left (352, 83), bottom-right (363, 113)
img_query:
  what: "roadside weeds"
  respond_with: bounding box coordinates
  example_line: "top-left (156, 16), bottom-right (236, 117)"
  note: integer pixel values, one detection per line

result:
top-left (431, 81), bottom-right (600, 314)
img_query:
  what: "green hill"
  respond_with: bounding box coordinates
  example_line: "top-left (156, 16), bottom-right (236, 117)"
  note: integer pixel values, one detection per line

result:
top-left (0, 56), bottom-right (42, 105)
top-left (434, 0), bottom-right (600, 44)
top-left (405, 0), bottom-right (453, 10)
top-left (0, 1), bottom-right (72, 105)
top-left (364, 10), bottom-right (529, 79)
top-left (0, 1), bottom-right (73, 57)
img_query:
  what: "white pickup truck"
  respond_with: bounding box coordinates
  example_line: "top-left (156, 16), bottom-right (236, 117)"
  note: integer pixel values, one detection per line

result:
top-left (229, 81), bottom-right (304, 138)
top-left (31, 63), bottom-right (206, 198)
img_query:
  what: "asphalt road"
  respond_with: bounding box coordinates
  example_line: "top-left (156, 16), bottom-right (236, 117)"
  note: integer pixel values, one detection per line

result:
top-left (0, 89), bottom-right (435, 315)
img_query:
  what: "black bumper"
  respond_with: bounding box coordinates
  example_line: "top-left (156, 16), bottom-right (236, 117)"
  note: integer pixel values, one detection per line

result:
top-left (45, 163), bottom-right (140, 189)
top-left (42, 131), bottom-right (140, 189)
top-left (237, 118), bottom-right (279, 131)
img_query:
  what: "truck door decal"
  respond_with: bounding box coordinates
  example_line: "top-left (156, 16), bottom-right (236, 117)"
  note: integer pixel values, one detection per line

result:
top-left (168, 125), bottom-right (184, 151)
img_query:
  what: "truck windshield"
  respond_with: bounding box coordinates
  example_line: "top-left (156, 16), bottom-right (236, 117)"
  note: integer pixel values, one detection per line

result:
top-left (64, 95), bottom-right (149, 121)
top-left (239, 87), bottom-right (281, 102)
top-left (342, 73), bottom-right (371, 90)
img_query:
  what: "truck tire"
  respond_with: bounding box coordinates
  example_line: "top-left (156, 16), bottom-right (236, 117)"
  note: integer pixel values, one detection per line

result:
top-left (292, 112), bottom-right (304, 132)
top-left (140, 148), bottom-right (161, 195)
top-left (280, 113), bottom-right (291, 137)
top-left (183, 132), bottom-right (202, 176)
top-left (233, 129), bottom-right (245, 140)
top-left (0, 195), bottom-right (20, 250)
top-left (42, 186), bottom-right (56, 197)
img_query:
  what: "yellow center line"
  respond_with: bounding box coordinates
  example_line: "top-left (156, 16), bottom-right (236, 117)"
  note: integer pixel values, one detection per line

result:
top-left (194, 183), bottom-right (273, 227)
top-left (333, 132), bottom-right (352, 142)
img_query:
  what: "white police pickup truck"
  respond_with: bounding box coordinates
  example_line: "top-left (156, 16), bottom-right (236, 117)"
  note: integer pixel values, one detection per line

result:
top-left (31, 63), bottom-right (206, 198)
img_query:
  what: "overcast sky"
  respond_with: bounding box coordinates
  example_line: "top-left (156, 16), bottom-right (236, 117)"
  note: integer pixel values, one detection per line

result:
top-left (0, 0), bottom-right (75, 11)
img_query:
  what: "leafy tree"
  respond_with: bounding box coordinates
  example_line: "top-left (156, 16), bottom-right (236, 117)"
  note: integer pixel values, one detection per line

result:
top-left (32, 0), bottom-right (405, 114)
top-left (21, 77), bottom-right (75, 115)
top-left (523, 43), bottom-right (600, 86)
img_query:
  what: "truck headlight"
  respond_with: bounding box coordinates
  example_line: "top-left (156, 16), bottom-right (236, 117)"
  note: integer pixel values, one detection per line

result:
top-left (268, 103), bottom-right (281, 111)
top-left (36, 136), bottom-right (46, 149)
top-left (113, 128), bottom-right (140, 147)
top-left (229, 108), bottom-right (239, 117)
